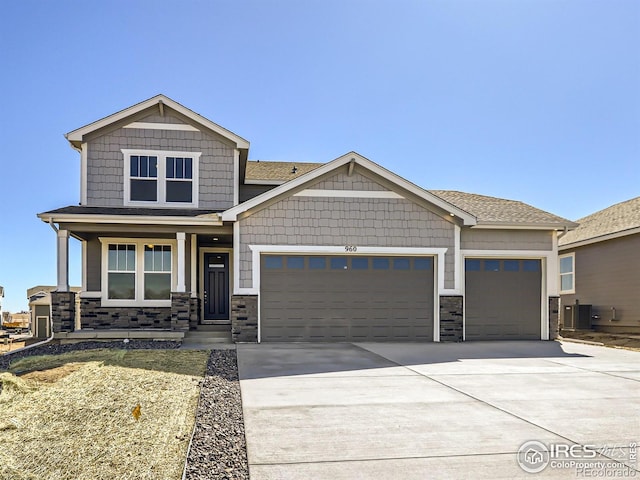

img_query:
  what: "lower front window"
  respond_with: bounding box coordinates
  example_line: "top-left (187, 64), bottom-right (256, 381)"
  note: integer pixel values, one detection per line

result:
top-left (103, 240), bottom-right (174, 305)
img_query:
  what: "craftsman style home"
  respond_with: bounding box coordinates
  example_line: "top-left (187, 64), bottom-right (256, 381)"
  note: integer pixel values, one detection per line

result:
top-left (39, 95), bottom-right (576, 343)
top-left (559, 196), bottom-right (640, 334)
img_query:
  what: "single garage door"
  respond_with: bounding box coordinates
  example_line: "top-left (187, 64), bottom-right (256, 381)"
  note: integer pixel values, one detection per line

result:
top-left (465, 258), bottom-right (542, 340)
top-left (260, 255), bottom-right (434, 342)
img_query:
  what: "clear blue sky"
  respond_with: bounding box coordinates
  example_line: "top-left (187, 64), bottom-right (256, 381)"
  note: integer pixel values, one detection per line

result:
top-left (0, 0), bottom-right (638, 312)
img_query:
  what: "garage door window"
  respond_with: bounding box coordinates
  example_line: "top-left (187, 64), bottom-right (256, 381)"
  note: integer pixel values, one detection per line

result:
top-left (265, 256), bottom-right (283, 269)
top-left (465, 259), bottom-right (481, 271)
top-left (309, 257), bottom-right (326, 269)
top-left (484, 260), bottom-right (500, 272)
top-left (331, 257), bottom-right (347, 269)
top-left (352, 257), bottom-right (369, 269)
top-left (523, 260), bottom-right (540, 272)
top-left (415, 258), bottom-right (433, 270)
top-left (504, 260), bottom-right (519, 271)
top-left (394, 258), bottom-right (410, 270)
top-left (373, 258), bottom-right (390, 270)
top-left (287, 256), bottom-right (305, 269)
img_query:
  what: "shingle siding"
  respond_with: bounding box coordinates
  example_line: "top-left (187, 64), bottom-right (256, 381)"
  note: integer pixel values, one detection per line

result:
top-left (86, 125), bottom-right (235, 208)
top-left (311, 171), bottom-right (388, 191)
top-left (239, 192), bottom-right (455, 289)
top-left (561, 234), bottom-right (640, 332)
top-left (461, 229), bottom-right (553, 250)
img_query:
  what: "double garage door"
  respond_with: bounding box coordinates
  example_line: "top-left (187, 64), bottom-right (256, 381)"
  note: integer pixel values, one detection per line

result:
top-left (259, 255), bottom-right (543, 342)
top-left (260, 255), bottom-right (434, 342)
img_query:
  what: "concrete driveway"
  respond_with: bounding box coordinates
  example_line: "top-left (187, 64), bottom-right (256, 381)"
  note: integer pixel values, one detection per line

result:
top-left (237, 341), bottom-right (640, 479)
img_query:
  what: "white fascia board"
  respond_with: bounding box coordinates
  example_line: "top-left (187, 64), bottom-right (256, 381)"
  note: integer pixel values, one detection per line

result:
top-left (472, 223), bottom-right (577, 230)
top-left (66, 95), bottom-right (250, 149)
top-left (38, 213), bottom-right (222, 226)
top-left (558, 226), bottom-right (640, 251)
top-left (224, 152), bottom-right (477, 224)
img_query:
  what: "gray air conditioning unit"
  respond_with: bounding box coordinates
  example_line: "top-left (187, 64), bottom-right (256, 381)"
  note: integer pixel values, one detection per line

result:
top-left (562, 303), bottom-right (592, 330)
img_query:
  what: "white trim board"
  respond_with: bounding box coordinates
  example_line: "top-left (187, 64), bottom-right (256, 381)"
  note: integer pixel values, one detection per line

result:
top-left (293, 189), bottom-right (404, 199)
top-left (123, 122), bottom-right (200, 132)
top-left (460, 249), bottom-right (555, 340)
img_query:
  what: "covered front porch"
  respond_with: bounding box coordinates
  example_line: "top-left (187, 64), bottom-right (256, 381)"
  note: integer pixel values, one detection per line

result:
top-left (39, 207), bottom-right (238, 339)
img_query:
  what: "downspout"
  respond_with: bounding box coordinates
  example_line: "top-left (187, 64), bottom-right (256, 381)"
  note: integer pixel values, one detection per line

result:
top-left (557, 226), bottom-right (569, 240)
top-left (4, 218), bottom-right (62, 356)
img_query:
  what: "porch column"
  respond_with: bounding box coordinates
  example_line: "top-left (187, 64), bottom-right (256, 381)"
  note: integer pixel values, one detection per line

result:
top-left (56, 229), bottom-right (69, 292)
top-left (176, 232), bottom-right (186, 292)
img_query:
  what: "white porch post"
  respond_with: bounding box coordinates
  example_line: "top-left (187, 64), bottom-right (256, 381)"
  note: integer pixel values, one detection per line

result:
top-left (56, 229), bottom-right (70, 292)
top-left (176, 232), bottom-right (186, 292)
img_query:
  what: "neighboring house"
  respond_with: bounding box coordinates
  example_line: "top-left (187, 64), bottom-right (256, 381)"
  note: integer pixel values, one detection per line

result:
top-left (28, 285), bottom-right (82, 338)
top-left (38, 95), bottom-right (576, 343)
top-left (558, 196), bottom-right (640, 334)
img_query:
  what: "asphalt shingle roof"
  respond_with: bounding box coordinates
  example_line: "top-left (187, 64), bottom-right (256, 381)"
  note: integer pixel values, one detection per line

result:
top-left (245, 160), bottom-right (323, 182)
top-left (428, 190), bottom-right (575, 227)
top-left (558, 196), bottom-right (640, 246)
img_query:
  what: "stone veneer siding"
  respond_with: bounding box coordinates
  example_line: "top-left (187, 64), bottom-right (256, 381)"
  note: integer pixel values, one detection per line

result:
top-left (77, 294), bottom-right (194, 330)
top-left (189, 297), bottom-right (200, 330)
top-left (51, 291), bottom-right (77, 333)
top-left (439, 296), bottom-right (463, 342)
top-left (171, 292), bottom-right (192, 331)
top-left (231, 295), bottom-right (258, 342)
top-left (549, 296), bottom-right (560, 340)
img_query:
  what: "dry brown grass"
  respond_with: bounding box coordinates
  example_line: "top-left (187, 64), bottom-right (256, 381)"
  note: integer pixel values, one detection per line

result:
top-left (0, 349), bottom-right (209, 480)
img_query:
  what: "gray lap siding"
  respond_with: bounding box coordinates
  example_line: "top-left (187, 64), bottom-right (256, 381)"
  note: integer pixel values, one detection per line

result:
top-left (461, 229), bottom-right (553, 250)
top-left (560, 234), bottom-right (640, 332)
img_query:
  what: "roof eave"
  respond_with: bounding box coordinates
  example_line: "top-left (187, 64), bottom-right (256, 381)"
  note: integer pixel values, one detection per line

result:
top-left (559, 225), bottom-right (640, 250)
top-left (37, 212), bottom-right (223, 226)
top-left (65, 94), bottom-right (250, 149)
top-left (473, 221), bottom-right (579, 230)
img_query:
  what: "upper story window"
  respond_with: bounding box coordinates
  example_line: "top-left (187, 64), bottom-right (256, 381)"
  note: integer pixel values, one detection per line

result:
top-left (559, 253), bottom-right (575, 294)
top-left (122, 149), bottom-right (200, 207)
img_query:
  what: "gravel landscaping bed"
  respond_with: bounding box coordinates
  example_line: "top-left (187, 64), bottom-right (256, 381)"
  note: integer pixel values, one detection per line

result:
top-left (184, 349), bottom-right (249, 480)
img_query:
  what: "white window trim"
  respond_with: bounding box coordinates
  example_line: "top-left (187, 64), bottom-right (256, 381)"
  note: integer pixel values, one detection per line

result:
top-left (99, 237), bottom-right (177, 307)
top-left (122, 149), bottom-right (200, 208)
top-left (559, 252), bottom-right (576, 294)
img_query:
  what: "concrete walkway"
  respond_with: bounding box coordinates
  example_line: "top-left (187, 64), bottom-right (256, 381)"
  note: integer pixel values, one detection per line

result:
top-left (237, 341), bottom-right (640, 479)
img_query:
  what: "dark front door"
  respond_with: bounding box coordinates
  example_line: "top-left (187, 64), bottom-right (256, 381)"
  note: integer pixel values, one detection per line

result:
top-left (203, 253), bottom-right (230, 322)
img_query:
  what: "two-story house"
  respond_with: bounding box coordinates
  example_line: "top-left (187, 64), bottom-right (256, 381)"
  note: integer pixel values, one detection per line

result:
top-left (39, 95), bottom-right (576, 343)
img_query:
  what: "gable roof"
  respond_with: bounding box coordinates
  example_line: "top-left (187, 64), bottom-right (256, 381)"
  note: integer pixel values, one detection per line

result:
top-left (224, 152), bottom-right (478, 224)
top-left (65, 94), bottom-right (250, 150)
top-left (559, 196), bottom-right (640, 248)
top-left (429, 190), bottom-right (577, 229)
top-left (245, 160), bottom-right (324, 183)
